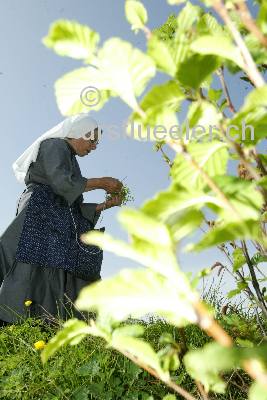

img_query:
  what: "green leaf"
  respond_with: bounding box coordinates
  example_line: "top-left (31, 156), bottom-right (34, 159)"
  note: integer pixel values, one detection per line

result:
top-left (184, 342), bottom-right (239, 393)
top-left (236, 338), bottom-right (254, 348)
top-left (162, 395), bottom-right (177, 400)
top-left (190, 220), bottom-right (262, 252)
top-left (72, 387), bottom-right (90, 400)
top-left (191, 35), bottom-right (245, 69)
top-left (167, 209), bottom-right (204, 242)
top-left (249, 382), bottom-right (267, 400)
top-left (171, 141), bottom-right (229, 189)
top-left (81, 230), bottom-right (179, 279)
top-left (125, 0), bottom-right (148, 31)
top-left (251, 252), bottom-right (267, 266)
top-left (117, 208), bottom-right (172, 247)
top-left (75, 268), bottom-right (197, 327)
top-left (42, 19), bottom-right (99, 61)
top-left (208, 88), bottom-right (223, 102)
top-left (41, 319), bottom-right (89, 363)
top-left (227, 282), bottom-right (248, 299)
top-left (147, 36), bottom-right (177, 77)
top-left (77, 359), bottom-right (100, 377)
top-left (112, 324), bottom-right (145, 338)
top-left (111, 335), bottom-right (168, 380)
top-left (175, 2), bottom-right (202, 37)
top-left (181, 101), bottom-right (222, 140)
top-left (212, 176), bottom-right (263, 221)
top-left (197, 13), bottom-right (227, 37)
top-left (127, 80), bottom-right (183, 140)
top-left (54, 67), bottom-right (111, 116)
top-left (229, 85), bottom-right (267, 144)
top-left (142, 182), bottom-right (225, 221)
top-left (233, 248), bottom-right (246, 272)
top-left (176, 54), bottom-right (221, 89)
top-left (97, 37), bottom-right (156, 111)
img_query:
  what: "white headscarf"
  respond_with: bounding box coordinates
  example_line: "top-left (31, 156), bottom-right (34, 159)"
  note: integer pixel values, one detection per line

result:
top-left (13, 113), bottom-right (99, 183)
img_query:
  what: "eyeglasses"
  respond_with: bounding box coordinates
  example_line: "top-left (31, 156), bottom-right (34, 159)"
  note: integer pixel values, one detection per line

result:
top-left (89, 138), bottom-right (99, 145)
top-left (85, 129), bottom-right (102, 144)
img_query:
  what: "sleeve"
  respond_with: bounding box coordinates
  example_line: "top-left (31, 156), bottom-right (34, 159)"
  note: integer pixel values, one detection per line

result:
top-left (39, 139), bottom-right (87, 205)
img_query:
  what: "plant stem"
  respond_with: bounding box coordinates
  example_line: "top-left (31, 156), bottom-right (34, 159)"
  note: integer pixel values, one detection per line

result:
top-left (193, 301), bottom-right (233, 347)
top-left (241, 240), bottom-right (267, 318)
top-left (235, 1), bottom-right (267, 50)
top-left (217, 67), bottom-right (236, 113)
top-left (213, 0), bottom-right (265, 88)
top-left (195, 380), bottom-right (210, 400)
top-left (167, 139), bottom-right (242, 220)
top-left (117, 348), bottom-right (198, 400)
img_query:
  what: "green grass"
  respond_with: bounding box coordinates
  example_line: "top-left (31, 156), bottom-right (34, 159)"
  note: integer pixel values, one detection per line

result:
top-left (0, 310), bottom-right (259, 400)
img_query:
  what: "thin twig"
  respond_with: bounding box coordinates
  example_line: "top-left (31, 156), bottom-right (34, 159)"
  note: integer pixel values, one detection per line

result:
top-left (217, 67), bottom-right (236, 113)
top-left (117, 348), bottom-right (198, 400)
top-left (195, 380), bottom-right (210, 400)
top-left (166, 140), bottom-right (242, 220)
top-left (241, 240), bottom-right (267, 317)
top-left (235, 1), bottom-right (267, 50)
top-left (213, 0), bottom-right (265, 88)
top-left (193, 301), bottom-right (233, 347)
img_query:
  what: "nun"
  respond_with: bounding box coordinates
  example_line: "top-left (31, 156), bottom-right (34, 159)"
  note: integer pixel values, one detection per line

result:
top-left (0, 113), bottom-right (123, 326)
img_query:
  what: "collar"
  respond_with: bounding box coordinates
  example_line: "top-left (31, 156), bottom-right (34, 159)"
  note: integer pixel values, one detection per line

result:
top-left (64, 139), bottom-right (77, 156)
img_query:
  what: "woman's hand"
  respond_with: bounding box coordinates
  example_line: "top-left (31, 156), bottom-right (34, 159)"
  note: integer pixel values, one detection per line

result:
top-left (105, 194), bottom-right (123, 208)
top-left (95, 194), bottom-right (123, 212)
top-left (100, 177), bottom-right (123, 194)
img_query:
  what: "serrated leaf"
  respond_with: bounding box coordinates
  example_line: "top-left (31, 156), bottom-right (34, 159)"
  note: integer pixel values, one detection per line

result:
top-left (190, 220), bottom-right (262, 252)
top-left (176, 54), bottom-right (221, 89)
top-left (147, 36), bottom-right (177, 77)
top-left (229, 85), bottom-right (267, 145)
top-left (251, 252), bottom-right (267, 266)
top-left (197, 13), bottom-right (228, 37)
top-left (142, 182), bottom-right (225, 221)
top-left (42, 19), bottom-right (99, 61)
top-left (167, 209), bottom-right (203, 242)
top-left (125, 0), bottom-right (148, 30)
top-left (81, 230), bottom-right (179, 279)
top-left (117, 208), bottom-right (172, 247)
top-left (54, 67), bottom-right (111, 116)
top-left (212, 176), bottom-right (263, 221)
top-left (191, 35), bottom-right (245, 69)
top-left (97, 37), bottom-right (156, 111)
top-left (75, 268), bottom-right (197, 327)
top-left (127, 80), bottom-right (183, 140)
top-left (171, 141), bottom-right (229, 189)
top-left (175, 2), bottom-right (202, 38)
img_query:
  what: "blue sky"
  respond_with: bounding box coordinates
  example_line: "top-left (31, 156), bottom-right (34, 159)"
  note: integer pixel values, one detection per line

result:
top-left (0, 0), bottom-right (259, 293)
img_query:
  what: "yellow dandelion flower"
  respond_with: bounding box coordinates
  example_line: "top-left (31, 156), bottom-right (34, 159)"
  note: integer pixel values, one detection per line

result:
top-left (24, 300), bottom-right (32, 307)
top-left (34, 340), bottom-right (46, 350)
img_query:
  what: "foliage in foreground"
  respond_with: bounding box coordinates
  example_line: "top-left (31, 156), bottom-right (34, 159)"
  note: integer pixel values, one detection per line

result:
top-left (39, 0), bottom-right (267, 399)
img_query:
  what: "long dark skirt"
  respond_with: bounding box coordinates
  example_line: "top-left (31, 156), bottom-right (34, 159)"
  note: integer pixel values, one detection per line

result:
top-left (0, 188), bottom-right (99, 325)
